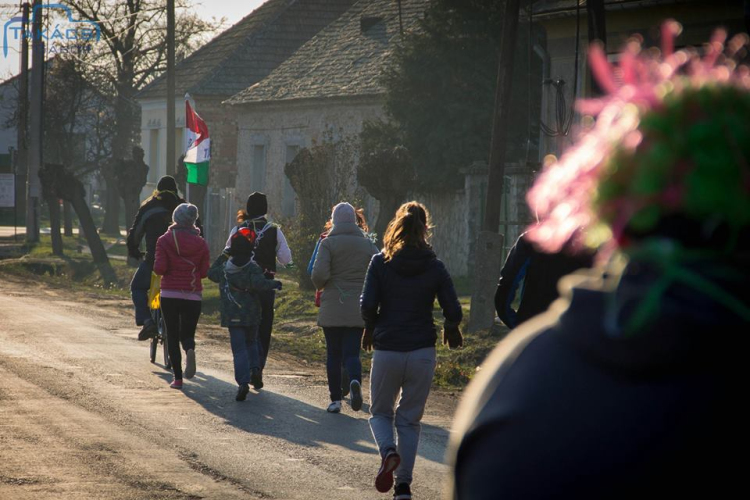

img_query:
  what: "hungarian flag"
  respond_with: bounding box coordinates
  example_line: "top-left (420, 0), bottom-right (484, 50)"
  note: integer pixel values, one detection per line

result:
top-left (184, 97), bottom-right (210, 186)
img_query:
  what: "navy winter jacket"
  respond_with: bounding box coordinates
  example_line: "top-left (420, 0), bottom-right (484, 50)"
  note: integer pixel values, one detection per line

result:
top-left (360, 246), bottom-right (462, 352)
top-left (448, 263), bottom-right (749, 499)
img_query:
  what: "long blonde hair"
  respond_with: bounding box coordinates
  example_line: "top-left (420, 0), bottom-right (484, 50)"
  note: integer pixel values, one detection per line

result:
top-left (382, 201), bottom-right (432, 261)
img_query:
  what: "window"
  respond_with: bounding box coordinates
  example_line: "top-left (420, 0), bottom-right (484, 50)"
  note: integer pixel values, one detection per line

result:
top-left (283, 145), bottom-right (299, 217)
top-left (251, 144), bottom-right (266, 192)
top-left (148, 129), bottom-right (160, 183)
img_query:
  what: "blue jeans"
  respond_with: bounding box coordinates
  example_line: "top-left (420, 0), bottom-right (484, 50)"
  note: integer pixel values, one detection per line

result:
top-left (322, 327), bottom-right (363, 402)
top-left (228, 326), bottom-right (263, 386)
top-left (130, 260), bottom-right (152, 326)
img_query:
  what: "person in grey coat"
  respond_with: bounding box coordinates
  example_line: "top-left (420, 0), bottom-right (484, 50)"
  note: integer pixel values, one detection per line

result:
top-left (312, 202), bottom-right (379, 414)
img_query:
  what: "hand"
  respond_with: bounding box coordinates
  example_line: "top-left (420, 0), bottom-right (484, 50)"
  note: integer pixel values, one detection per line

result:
top-left (362, 328), bottom-right (374, 352)
top-left (273, 280), bottom-right (283, 290)
top-left (443, 325), bottom-right (463, 349)
top-left (128, 248), bottom-right (143, 260)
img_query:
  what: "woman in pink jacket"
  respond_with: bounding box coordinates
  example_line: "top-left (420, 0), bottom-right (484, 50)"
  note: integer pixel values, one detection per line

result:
top-left (154, 203), bottom-right (210, 389)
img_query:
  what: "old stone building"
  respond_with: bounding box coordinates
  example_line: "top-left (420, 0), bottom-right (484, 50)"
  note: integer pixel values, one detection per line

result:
top-left (135, 0), bottom-right (356, 248)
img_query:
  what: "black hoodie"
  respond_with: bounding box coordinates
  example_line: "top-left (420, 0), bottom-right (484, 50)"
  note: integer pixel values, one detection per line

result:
top-left (360, 246), bottom-right (463, 352)
top-left (447, 264), bottom-right (748, 499)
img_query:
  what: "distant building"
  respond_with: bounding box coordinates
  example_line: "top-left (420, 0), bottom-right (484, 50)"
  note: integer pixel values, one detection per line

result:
top-left (135, 0), bottom-right (357, 247)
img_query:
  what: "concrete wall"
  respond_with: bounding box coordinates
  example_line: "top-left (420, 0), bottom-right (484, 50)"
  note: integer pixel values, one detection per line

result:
top-left (232, 97), bottom-right (385, 220)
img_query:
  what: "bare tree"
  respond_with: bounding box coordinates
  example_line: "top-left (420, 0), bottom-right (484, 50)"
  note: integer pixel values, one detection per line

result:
top-left (65, 0), bottom-right (222, 235)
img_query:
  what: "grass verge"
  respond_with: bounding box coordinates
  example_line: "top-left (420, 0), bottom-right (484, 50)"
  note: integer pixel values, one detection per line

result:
top-left (0, 234), bottom-right (508, 390)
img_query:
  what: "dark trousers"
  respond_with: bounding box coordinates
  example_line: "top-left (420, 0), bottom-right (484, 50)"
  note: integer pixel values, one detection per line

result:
top-left (161, 297), bottom-right (201, 380)
top-left (322, 327), bottom-right (363, 402)
top-left (130, 260), bottom-right (153, 326)
top-left (258, 289), bottom-right (275, 369)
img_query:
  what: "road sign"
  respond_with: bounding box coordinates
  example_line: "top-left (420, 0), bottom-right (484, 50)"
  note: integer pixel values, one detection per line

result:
top-left (0, 173), bottom-right (14, 208)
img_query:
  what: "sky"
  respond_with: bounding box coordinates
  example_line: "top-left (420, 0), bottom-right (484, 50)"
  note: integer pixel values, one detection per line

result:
top-left (0, 0), bottom-right (270, 81)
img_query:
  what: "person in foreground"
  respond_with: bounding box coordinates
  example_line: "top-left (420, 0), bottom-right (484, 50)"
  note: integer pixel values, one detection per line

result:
top-left (311, 202), bottom-right (378, 413)
top-left (446, 25), bottom-right (750, 499)
top-left (127, 175), bottom-right (191, 340)
top-left (209, 227), bottom-right (282, 401)
top-left (153, 203), bottom-right (210, 389)
top-left (361, 202), bottom-right (463, 500)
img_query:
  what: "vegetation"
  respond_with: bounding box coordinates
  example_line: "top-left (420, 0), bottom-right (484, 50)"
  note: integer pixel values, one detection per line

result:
top-left (359, 0), bottom-right (543, 195)
top-left (0, 236), bottom-right (507, 390)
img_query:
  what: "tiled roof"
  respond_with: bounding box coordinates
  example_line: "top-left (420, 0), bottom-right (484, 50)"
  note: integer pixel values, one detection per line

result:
top-left (225, 0), bottom-right (430, 105)
top-left (136, 0), bottom-right (356, 100)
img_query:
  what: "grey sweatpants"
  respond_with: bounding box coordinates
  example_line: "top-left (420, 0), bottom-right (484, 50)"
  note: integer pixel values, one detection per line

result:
top-left (368, 347), bottom-right (436, 486)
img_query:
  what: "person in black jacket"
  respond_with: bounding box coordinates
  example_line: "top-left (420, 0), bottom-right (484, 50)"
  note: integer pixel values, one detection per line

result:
top-left (224, 192), bottom-right (292, 382)
top-left (361, 201), bottom-right (463, 500)
top-left (495, 231), bottom-right (593, 329)
top-left (127, 176), bottom-right (189, 340)
top-left (446, 30), bottom-right (750, 500)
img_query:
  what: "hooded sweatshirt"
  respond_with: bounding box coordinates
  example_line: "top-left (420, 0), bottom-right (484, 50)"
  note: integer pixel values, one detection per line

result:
top-left (207, 253), bottom-right (281, 327)
top-left (447, 263), bottom-right (749, 499)
top-left (360, 246), bottom-right (462, 352)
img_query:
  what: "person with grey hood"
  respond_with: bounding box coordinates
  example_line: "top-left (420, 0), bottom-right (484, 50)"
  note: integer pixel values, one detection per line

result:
top-left (209, 226), bottom-right (282, 401)
top-left (311, 202), bottom-right (379, 414)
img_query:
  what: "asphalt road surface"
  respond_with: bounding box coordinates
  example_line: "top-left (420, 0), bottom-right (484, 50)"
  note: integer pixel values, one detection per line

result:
top-left (0, 275), bottom-right (457, 499)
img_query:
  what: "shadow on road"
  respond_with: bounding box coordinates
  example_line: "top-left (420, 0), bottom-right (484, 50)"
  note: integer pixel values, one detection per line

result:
top-left (152, 369), bottom-right (449, 464)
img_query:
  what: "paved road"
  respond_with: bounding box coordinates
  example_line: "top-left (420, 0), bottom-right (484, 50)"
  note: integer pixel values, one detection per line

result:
top-left (0, 275), bottom-right (457, 499)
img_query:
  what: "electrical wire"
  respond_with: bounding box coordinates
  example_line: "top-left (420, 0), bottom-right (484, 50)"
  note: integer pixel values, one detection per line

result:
top-left (539, 0), bottom-right (581, 137)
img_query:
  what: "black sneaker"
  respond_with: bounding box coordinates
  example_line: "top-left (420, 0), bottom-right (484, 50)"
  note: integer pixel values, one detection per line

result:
top-left (251, 368), bottom-right (264, 390)
top-left (236, 384), bottom-right (250, 401)
top-left (137, 320), bottom-right (157, 341)
top-left (349, 380), bottom-right (362, 412)
top-left (393, 483), bottom-right (412, 500)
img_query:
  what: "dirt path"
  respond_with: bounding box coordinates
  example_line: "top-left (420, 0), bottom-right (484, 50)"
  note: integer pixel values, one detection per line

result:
top-left (0, 275), bottom-right (457, 499)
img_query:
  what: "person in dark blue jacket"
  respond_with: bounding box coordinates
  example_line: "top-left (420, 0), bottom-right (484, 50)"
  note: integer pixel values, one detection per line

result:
top-left (495, 231), bottom-right (593, 329)
top-left (361, 201), bottom-right (463, 500)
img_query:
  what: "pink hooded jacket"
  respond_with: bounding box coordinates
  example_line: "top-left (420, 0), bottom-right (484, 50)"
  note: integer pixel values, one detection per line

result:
top-left (153, 226), bottom-right (210, 292)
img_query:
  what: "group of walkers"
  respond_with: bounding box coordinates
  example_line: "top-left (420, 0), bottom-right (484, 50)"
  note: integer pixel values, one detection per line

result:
top-left (127, 185), bottom-right (461, 499)
top-left (122, 27), bottom-right (750, 500)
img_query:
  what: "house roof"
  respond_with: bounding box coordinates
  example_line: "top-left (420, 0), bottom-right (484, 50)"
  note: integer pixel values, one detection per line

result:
top-left (136, 0), bottom-right (357, 100)
top-left (225, 0), bottom-right (430, 105)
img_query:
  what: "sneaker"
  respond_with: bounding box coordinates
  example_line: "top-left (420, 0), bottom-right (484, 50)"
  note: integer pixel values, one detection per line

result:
top-left (326, 401), bottom-right (342, 413)
top-left (184, 349), bottom-right (196, 379)
top-left (236, 383), bottom-right (250, 401)
top-left (375, 449), bottom-right (401, 493)
top-left (349, 380), bottom-right (363, 412)
top-left (251, 368), bottom-right (264, 390)
top-left (137, 320), bottom-right (157, 341)
top-left (393, 483), bottom-right (412, 500)
top-left (170, 378), bottom-right (183, 389)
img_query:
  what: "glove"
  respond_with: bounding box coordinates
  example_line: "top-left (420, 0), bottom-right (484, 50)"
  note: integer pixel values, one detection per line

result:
top-left (273, 280), bottom-right (283, 290)
top-left (443, 324), bottom-right (463, 349)
top-left (362, 328), bottom-right (374, 352)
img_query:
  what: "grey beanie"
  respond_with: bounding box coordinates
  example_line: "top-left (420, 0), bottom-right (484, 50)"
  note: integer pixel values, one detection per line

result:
top-left (173, 203), bottom-right (199, 227)
top-left (332, 202), bottom-right (356, 225)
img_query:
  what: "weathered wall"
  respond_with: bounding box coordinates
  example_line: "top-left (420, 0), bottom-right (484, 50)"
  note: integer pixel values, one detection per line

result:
top-left (232, 96), bottom-right (384, 219)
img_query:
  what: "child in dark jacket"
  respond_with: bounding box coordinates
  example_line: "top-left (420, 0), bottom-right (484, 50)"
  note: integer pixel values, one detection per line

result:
top-left (208, 227), bottom-right (282, 401)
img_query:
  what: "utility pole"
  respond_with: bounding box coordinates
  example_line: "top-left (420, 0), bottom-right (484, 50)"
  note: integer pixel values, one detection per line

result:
top-left (166, 0), bottom-right (176, 178)
top-left (17, 2), bottom-right (29, 233)
top-left (468, 0), bottom-right (521, 332)
top-left (26, 0), bottom-right (43, 243)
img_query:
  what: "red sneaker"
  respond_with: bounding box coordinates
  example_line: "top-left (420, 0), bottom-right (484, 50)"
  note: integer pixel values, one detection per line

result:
top-left (375, 449), bottom-right (401, 493)
top-left (170, 379), bottom-right (183, 389)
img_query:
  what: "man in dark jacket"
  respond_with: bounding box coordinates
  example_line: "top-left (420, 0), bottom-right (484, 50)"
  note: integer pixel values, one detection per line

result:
top-left (225, 192), bottom-right (292, 371)
top-left (127, 176), bottom-right (191, 340)
top-left (495, 232), bottom-right (593, 328)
